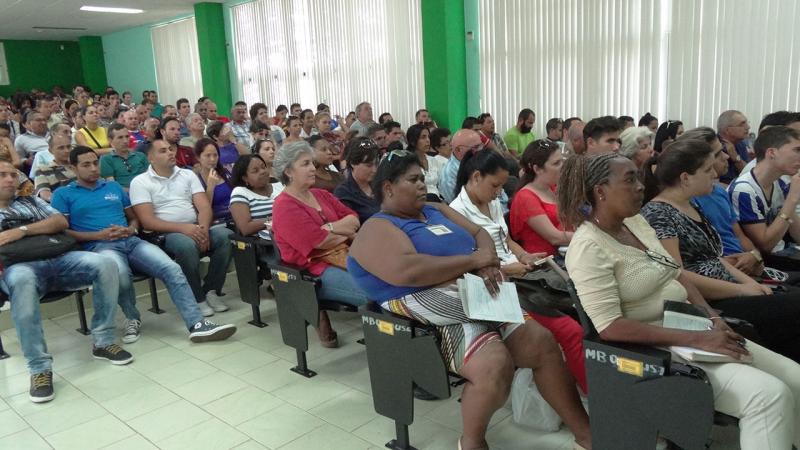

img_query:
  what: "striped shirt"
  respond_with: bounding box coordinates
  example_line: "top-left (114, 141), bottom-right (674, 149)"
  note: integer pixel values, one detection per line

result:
top-left (34, 162), bottom-right (76, 195)
top-left (729, 170), bottom-right (790, 252)
top-left (229, 186), bottom-right (276, 220)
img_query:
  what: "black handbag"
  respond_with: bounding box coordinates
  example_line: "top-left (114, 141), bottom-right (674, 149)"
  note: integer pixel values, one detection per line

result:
top-left (0, 196), bottom-right (79, 267)
top-left (0, 233), bottom-right (79, 267)
top-left (512, 268), bottom-right (575, 317)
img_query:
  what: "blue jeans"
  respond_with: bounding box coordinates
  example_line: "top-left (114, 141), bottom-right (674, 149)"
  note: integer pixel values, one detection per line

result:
top-left (89, 236), bottom-right (203, 330)
top-left (0, 251), bottom-right (119, 375)
top-left (318, 267), bottom-right (368, 306)
top-left (163, 226), bottom-right (233, 303)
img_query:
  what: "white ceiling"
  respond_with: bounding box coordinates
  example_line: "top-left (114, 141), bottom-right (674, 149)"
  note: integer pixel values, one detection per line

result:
top-left (0, 0), bottom-right (223, 41)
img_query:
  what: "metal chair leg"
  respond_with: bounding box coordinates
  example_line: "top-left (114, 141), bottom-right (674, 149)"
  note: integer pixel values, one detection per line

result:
top-left (74, 292), bottom-right (90, 335)
top-left (386, 423), bottom-right (416, 450)
top-left (147, 278), bottom-right (164, 314)
top-left (248, 303), bottom-right (268, 328)
top-left (290, 349), bottom-right (317, 378)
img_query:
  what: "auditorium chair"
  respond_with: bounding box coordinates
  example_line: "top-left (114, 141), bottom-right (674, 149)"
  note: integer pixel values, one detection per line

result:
top-left (229, 230), bottom-right (271, 328)
top-left (567, 280), bottom-right (740, 449)
top-left (360, 301), bottom-right (451, 450)
top-left (267, 244), bottom-right (359, 378)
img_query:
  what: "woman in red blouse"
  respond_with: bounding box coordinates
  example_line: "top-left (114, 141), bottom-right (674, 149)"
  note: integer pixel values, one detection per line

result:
top-left (272, 141), bottom-right (368, 347)
top-left (510, 140), bottom-right (573, 257)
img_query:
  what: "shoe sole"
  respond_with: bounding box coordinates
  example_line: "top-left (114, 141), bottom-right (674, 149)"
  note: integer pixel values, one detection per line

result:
top-left (189, 325), bottom-right (237, 343)
top-left (210, 306), bottom-right (229, 312)
top-left (30, 393), bottom-right (54, 403)
top-left (122, 334), bottom-right (140, 344)
top-left (93, 354), bottom-right (134, 365)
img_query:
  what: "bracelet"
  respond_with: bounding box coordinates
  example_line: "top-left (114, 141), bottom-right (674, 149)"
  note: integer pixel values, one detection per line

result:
top-left (709, 316), bottom-right (722, 321)
top-left (749, 249), bottom-right (763, 263)
top-left (326, 222), bottom-right (334, 232)
top-left (779, 212), bottom-right (794, 224)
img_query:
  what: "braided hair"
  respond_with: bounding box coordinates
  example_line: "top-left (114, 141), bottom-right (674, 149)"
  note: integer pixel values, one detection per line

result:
top-left (557, 153), bottom-right (620, 229)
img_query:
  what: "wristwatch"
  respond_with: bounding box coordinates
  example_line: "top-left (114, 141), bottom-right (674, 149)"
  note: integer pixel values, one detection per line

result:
top-left (749, 249), bottom-right (763, 263)
top-left (18, 225), bottom-right (28, 236)
top-left (779, 212), bottom-right (794, 224)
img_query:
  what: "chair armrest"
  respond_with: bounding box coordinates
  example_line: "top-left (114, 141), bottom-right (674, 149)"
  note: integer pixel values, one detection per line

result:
top-left (269, 261), bottom-right (320, 284)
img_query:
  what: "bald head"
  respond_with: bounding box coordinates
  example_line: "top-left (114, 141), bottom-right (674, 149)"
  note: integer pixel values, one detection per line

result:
top-left (567, 121), bottom-right (586, 154)
top-left (451, 129), bottom-right (482, 161)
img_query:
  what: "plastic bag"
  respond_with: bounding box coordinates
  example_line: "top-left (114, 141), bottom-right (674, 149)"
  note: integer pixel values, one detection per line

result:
top-left (510, 368), bottom-right (562, 431)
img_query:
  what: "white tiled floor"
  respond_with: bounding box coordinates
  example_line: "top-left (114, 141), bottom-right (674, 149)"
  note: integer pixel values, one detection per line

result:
top-left (0, 274), bottom-right (742, 450)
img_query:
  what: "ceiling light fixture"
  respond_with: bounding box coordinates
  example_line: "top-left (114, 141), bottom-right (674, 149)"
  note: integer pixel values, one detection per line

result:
top-left (80, 6), bottom-right (144, 14)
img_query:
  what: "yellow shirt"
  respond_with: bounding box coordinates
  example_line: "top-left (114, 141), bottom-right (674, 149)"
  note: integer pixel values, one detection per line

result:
top-left (79, 126), bottom-right (109, 149)
top-left (565, 214), bottom-right (687, 333)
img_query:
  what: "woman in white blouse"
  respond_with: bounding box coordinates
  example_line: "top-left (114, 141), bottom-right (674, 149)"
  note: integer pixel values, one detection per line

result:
top-left (561, 152), bottom-right (800, 449)
top-left (449, 149), bottom-right (588, 395)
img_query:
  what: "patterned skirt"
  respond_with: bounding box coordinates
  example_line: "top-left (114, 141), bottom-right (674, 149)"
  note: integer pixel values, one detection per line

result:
top-left (381, 284), bottom-right (526, 373)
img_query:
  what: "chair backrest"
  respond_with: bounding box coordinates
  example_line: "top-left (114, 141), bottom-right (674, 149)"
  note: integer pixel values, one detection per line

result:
top-left (565, 279), bottom-right (599, 339)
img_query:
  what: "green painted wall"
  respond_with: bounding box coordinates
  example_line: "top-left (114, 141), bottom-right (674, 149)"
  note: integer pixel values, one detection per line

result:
top-left (195, 2), bottom-right (233, 114)
top-left (102, 25), bottom-right (158, 101)
top-left (421, 0), bottom-right (468, 131)
top-left (463, 0), bottom-right (481, 116)
top-left (78, 36), bottom-right (108, 93)
top-left (0, 40), bottom-right (83, 97)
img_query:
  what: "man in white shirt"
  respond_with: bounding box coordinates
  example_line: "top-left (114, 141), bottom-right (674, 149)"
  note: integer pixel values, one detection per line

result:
top-left (15, 111), bottom-right (50, 168)
top-left (350, 102), bottom-right (375, 137)
top-left (129, 140), bottom-right (234, 316)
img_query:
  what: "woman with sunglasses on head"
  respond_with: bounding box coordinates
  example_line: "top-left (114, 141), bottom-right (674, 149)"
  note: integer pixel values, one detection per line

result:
top-left (653, 120), bottom-right (684, 153)
top-left (510, 140), bottom-right (573, 259)
top-left (640, 138), bottom-right (800, 362)
top-left (449, 148), bottom-right (587, 395)
top-left (348, 150), bottom-right (591, 450)
top-left (272, 141), bottom-right (367, 348)
top-left (333, 137), bottom-right (380, 223)
top-left (563, 152), bottom-right (800, 449)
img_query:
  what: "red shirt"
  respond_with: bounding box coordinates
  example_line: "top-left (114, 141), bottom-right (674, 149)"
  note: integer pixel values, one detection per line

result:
top-left (509, 187), bottom-right (563, 256)
top-left (175, 145), bottom-right (197, 168)
top-left (272, 188), bottom-right (357, 275)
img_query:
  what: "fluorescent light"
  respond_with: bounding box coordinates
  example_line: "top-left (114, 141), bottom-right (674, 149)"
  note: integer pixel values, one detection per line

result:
top-left (80, 6), bottom-right (143, 14)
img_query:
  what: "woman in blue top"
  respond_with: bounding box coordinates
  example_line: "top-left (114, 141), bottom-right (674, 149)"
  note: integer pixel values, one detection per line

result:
top-left (193, 138), bottom-right (233, 225)
top-left (348, 150), bottom-right (591, 450)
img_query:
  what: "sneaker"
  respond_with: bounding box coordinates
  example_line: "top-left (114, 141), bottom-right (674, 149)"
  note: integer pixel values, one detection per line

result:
top-left (29, 371), bottom-right (54, 403)
top-left (122, 319), bottom-right (142, 344)
top-left (197, 301), bottom-right (215, 317)
top-left (92, 344), bottom-right (134, 365)
top-left (189, 319), bottom-right (237, 343)
top-left (205, 291), bottom-right (229, 312)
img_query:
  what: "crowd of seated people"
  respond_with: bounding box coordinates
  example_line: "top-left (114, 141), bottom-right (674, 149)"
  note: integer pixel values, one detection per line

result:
top-left (1, 84), bottom-right (800, 449)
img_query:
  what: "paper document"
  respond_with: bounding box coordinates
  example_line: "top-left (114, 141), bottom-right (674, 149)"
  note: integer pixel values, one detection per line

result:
top-left (458, 273), bottom-right (525, 323)
top-left (662, 301), bottom-right (752, 364)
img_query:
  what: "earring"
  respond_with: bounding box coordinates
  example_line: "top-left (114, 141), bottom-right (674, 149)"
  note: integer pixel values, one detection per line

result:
top-left (388, 192), bottom-right (393, 198)
top-left (599, 194), bottom-right (606, 201)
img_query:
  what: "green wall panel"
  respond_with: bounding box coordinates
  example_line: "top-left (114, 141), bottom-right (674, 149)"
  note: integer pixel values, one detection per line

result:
top-left (421, 0), bottom-right (468, 131)
top-left (195, 2), bottom-right (233, 115)
top-left (102, 25), bottom-right (158, 101)
top-left (0, 40), bottom-right (83, 97)
top-left (78, 36), bottom-right (108, 93)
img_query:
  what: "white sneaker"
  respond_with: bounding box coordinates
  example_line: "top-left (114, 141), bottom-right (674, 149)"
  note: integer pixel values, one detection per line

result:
top-left (205, 291), bottom-right (229, 312)
top-left (122, 319), bottom-right (141, 344)
top-left (197, 301), bottom-right (215, 317)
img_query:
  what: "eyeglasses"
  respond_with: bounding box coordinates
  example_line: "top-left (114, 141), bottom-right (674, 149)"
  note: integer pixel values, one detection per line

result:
top-left (645, 249), bottom-right (680, 270)
top-left (385, 149), bottom-right (412, 162)
top-left (120, 158), bottom-right (132, 173)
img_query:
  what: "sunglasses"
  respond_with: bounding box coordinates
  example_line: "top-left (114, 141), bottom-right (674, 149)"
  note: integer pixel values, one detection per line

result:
top-left (645, 249), bottom-right (680, 270)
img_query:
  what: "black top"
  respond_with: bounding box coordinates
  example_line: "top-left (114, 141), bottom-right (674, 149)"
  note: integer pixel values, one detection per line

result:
top-left (333, 174), bottom-right (380, 224)
top-left (640, 201), bottom-right (735, 282)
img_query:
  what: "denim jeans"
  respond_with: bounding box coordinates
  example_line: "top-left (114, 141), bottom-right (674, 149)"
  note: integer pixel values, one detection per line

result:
top-left (163, 226), bottom-right (233, 303)
top-left (0, 251), bottom-right (119, 375)
top-left (318, 267), bottom-right (368, 306)
top-left (89, 236), bottom-right (203, 330)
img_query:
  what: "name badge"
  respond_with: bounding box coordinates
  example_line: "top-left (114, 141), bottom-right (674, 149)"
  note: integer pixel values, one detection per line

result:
top-left (426, 224), bottom-right (453, 236)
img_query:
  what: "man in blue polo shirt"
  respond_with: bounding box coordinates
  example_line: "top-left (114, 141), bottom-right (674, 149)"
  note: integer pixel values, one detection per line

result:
top-left (51, 146), bottom-right (236, 344)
